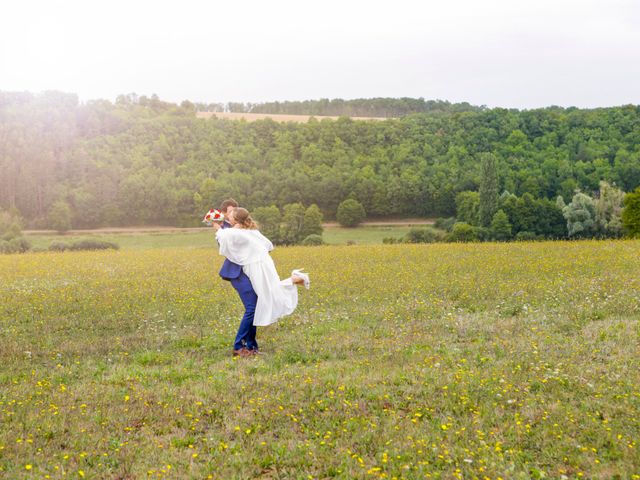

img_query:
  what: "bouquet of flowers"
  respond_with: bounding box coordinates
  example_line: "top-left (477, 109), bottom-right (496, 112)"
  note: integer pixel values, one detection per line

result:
top-left (202, 209), bottom-right (225, 225)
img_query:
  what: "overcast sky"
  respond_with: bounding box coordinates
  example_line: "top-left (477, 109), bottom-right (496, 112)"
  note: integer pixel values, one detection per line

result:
top-left (1, 0), bottom-right (639, 109)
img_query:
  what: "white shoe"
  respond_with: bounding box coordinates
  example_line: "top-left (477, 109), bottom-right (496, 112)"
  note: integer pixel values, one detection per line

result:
top-left (292, 269), bottom-right (310, 290)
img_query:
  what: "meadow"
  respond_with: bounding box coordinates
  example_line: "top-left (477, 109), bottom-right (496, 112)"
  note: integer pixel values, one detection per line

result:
top-left (24, 225), bottom-right (413, 250)
top-left (1, 240), bottom-right (639, 479)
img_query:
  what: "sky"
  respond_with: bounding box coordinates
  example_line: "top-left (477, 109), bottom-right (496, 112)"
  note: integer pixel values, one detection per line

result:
top-left (1, 0), bottom-right (639, 109)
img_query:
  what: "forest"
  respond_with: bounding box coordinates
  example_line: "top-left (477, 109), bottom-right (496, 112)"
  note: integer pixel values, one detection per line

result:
top-left (195, 97), bottom-right (484, 117)
top-left (1, 91), bottom-right (639, 235)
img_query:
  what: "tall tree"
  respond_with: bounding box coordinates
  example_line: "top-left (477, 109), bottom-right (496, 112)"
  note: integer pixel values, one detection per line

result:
top-left (490, 209), bottom-right (512, 241)
top-left (280, 203), bottom-right (306, 245)
top-left (253, 205), bottom-right (282, 244)
top-left (562, 192), bottom-right (596, 237)
top-left (301, 204), bottom-right (323, 238)
top-left (479, 153), bottom-right (499, 227)
top-left (455, 191), bottom-right (480, 226)
top-left (594, 181), bottom-right (625, 238)
top-left (336, 199), bottom-right (366, 227)
top-left (49, 200), bottom-right (72, 233)
top-left (621, 187), bottom-right (640, 238)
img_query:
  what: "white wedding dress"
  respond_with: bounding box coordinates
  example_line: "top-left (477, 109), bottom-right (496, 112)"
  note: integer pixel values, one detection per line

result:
top-left (216, 228), bottom-right (298, 326)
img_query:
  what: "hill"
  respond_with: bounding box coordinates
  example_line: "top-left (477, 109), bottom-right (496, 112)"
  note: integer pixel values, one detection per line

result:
top-left (195, 97), bottom-right (484, 118)
top-left (1, 91), bottom-right (639, 229)
top-left (195, 111), bottom-right (391, 123)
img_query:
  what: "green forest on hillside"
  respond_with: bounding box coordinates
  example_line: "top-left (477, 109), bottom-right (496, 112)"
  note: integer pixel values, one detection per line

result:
top-left (1, 92), bottom-right (639, 234)
top-left (196, 97), bottom-right (484, 117)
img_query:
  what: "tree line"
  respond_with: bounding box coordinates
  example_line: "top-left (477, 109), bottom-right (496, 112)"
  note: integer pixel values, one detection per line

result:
top-left (194, 98), bottom-right (484, 118)
top-left (1, 91), bottom-right (639, 238)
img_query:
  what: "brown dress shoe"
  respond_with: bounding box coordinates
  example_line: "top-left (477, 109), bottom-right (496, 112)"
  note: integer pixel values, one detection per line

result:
top-left (232, 348), bottom-right (252, 357)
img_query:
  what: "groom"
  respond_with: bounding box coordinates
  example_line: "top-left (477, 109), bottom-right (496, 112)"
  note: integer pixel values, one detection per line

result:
top-left (218, 198), bottom-right (259, 357)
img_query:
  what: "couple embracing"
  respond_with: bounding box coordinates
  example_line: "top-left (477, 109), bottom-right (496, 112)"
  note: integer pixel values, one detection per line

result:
top-left (212, 199), bottom-right (310, 357)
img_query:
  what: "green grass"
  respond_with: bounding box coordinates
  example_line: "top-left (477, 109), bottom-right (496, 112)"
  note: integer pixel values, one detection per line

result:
top-left (1, 241), bottom-right (639, 478)
top-left (323, 226), bottom-right (411, 245)
top-left (25, 225), bottom-right (413, 250)
top-left (24, 230), bottom-right (216, 250)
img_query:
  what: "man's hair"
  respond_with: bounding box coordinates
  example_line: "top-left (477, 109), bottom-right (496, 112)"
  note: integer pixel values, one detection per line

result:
top-left (219, 198), bottom-right (239, 211)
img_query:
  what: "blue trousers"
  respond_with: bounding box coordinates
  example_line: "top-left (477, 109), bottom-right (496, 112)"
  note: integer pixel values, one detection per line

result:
top-left (230, 272), bottom-right (258, 351)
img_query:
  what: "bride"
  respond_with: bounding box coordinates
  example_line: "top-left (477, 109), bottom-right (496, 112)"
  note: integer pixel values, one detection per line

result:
top-left (212, 207), bottom-right (310, 327)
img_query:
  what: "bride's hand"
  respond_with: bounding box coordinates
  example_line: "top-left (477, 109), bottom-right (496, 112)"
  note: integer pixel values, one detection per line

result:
top-left (212, 221), bottom-right (222, 231)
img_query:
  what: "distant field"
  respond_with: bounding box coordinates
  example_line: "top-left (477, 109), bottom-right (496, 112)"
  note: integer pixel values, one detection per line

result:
top-left (24, 225), bottom-right (413, 250)
top-left (323, 225), bottom-right (411, 244)
top-left (1, 240), bottom-right (639, 478)
top-left (196, 111), bottom-right (392, 123)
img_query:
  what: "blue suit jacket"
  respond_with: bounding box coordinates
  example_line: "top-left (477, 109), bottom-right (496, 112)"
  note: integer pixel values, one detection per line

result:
top-left (218, 221), bottom-right (243, 281)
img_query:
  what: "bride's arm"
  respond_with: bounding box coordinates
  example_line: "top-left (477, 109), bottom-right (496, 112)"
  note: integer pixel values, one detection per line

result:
top-left (255, 230), bottom-right (274, 252)
top-left (215, 228), bottom-right (250, 264)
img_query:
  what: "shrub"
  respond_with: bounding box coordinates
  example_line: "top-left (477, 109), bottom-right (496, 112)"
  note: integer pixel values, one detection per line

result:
top-left (336, 199), bottom-right (366, 227)
top-left (447, 222), bottom-right (479, 242)
top-left (1, 223), bottom-right (22, 241)
top-left (12, 238), bottom-right (31, 252)
top-left (0, 237), bottom-right (31, 254)
top-left (68, 239), bottom-right (119, 251)
top-left (434, 217), bottom-right (456, 232)
top-left (301, 234), bottom-right (324, 246)
top-left (476, 226), bottom-right (492, 241)
top-left (49, 239), bottom-right (119, 251)
top-left (403, 227), bottom-right (445, 244)
top-left (49, 241), bottom-right (70, 252)
top-left (515, 231), bottom-right (538, 241)
top-left (382, 237), bottom-right (401, 244)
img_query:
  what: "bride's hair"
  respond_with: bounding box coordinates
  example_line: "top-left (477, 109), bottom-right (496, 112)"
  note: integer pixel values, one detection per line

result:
top-left (232, 207), bottom-right (258, 230)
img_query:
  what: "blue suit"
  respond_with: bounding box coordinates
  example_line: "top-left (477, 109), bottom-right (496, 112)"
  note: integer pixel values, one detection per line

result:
top-left (219, 221), bottom-right (258, 351)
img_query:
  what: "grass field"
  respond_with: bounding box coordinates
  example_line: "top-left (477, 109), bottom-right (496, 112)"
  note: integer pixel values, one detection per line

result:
top-left (24, 226), bottom-right (413, 250)
top-left (1, 241), bottom-right (640, 478)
